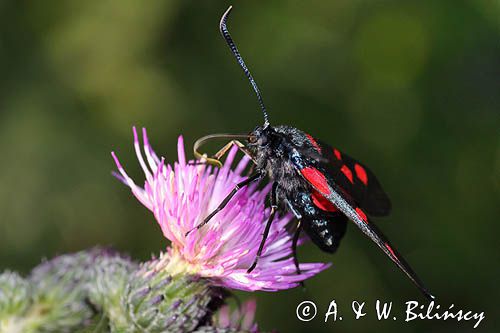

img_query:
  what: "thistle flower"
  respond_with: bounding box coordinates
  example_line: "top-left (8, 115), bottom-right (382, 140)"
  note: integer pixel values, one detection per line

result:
top-left (112, 127), bottom-right (329, 292)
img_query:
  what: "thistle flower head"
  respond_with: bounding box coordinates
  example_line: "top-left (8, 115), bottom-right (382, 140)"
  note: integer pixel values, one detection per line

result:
top-left (112, 127), bottom-right (328, 291)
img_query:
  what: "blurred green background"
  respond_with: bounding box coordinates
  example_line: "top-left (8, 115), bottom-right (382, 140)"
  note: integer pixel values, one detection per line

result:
top-left (0, 0), bottom-right (498, 332)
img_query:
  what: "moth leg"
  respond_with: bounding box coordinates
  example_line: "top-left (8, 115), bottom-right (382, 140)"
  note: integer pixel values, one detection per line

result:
top-left (292, 220), bottom-right (303, 276)
top-left (185, 171), bottom-right (264, 236)
top-left (213, 140), bottom-right (257, 166)
top-left (194, 134), bottom-right (255, 167)
top-left (247, 182), bottom-right (278, 273)
top-left (285, 199), bottom-right (304, 274)
top-left (292, 221), bottom-right (306, 288)
top-left (193, 140), bottom-right (242, 168)
top-left (189, 140), bottom-right (253, 168)
top-left (285, 199), bottom-right (305, 285)
top-left (286, 199), bottom-right (302, 220)
top-left (213, 140), bottom-right (245, 159)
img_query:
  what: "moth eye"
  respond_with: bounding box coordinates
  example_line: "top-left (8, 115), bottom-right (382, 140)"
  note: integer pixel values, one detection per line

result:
top-left (248, 134), bottom-right (258, 144)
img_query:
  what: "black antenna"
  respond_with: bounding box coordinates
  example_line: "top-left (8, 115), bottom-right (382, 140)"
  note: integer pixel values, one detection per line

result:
top-left (220, 6), bottom-right (270, 127)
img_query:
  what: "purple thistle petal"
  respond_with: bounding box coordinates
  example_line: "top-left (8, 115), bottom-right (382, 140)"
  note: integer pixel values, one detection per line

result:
top-left (177, 135), bottom-right (186, 166)
top-left (241, 299), bottom-right (257, 330)
top-left (214, 299), bottom-right (260, 332)
top-left (133, 126), bottom-right (153, 182)
top-left (111, 171), bottom-right (127, 185)
top-left (142, 127), bottom-right (161, 169)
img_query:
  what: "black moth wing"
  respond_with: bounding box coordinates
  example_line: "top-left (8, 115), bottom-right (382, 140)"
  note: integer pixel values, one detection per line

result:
top-left (306, 134), bottom-right (391, 217)
top-left (291, 145), bottom-right (434, 300)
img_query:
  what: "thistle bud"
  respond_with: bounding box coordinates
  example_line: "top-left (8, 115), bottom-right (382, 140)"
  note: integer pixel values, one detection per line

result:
top-left (28, 248), bottom-right (108, 332)
top-left (87, 252), bottom-right (137, 332)
top-left (0, 271), bottom-right (31, 331)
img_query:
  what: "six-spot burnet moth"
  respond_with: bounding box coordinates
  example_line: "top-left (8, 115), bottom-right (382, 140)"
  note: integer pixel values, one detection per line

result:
top-left (187, 6), bottom-right (434, 301)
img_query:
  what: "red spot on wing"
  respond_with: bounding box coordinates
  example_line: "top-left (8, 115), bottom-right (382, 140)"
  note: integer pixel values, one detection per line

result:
top-left (355, 207), bottom-right (368, 223)
top-left (306, 134), bottom-right (322, 153)
top-left (301, 167), bottom-right (331, 194)
top-left (312, 190), bottom-right (338, 212)
top-left (340, 165), bottom-right (354, 183)
top-left (333, 148), bottom-right (342, 160)
top-left (354, 163), bottom-right (368, 185)
top-left (385, 243), bottom-right (398, 260)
